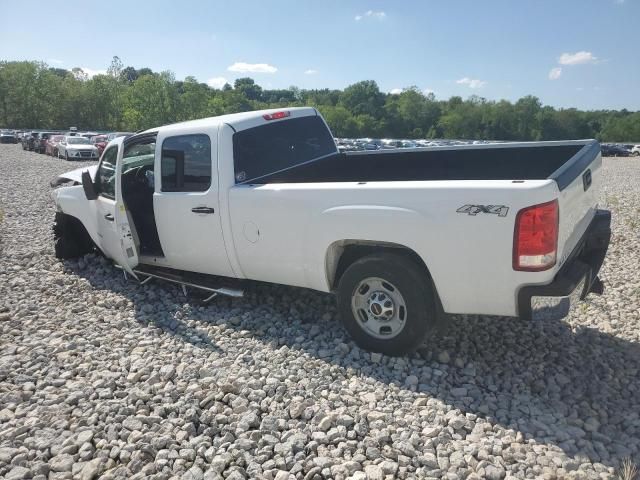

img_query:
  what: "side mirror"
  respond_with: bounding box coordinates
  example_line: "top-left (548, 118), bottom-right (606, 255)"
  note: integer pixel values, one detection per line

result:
top-left (81, 171), bottom-right (97, 200)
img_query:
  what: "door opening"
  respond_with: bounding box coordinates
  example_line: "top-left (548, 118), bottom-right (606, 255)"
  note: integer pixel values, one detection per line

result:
top-left (120, 137), bottom-right (164, 257)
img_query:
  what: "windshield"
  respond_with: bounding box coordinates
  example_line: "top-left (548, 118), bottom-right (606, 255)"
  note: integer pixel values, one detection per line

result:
top-left (67, 137), bottom-right (90, 145)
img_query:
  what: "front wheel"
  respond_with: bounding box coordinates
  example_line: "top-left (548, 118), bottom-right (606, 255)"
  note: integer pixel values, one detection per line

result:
top-left (337, 253), bottom-right (437, 355)
top-left (53, 212), bottom-right (94, 259)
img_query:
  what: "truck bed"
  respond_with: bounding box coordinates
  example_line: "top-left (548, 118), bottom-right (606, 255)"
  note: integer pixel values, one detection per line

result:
top-left (255, 140), bottom-right (597, 189)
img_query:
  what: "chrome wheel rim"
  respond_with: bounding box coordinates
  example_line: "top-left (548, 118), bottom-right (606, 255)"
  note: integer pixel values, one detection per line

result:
top-left (351, 277), bottom-right (407, 339)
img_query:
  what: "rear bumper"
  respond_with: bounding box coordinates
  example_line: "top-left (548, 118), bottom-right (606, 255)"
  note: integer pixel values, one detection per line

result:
top-left (517, 209), bottom-right (611, 320)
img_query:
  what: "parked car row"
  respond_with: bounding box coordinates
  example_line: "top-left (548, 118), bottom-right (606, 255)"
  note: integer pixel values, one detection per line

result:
top-left (336, 137), bottom-right (640, 156)
top-left (335, 137), bottom-right (499, 152)
top-left (5, 128), bottom-right (134, 161)
top-left (600, 143), bottom-right (640, 157)
top-left (3, 127), bottom-right (638, 159)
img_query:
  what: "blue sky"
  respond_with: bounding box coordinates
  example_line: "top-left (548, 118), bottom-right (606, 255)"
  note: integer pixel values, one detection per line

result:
top-left (1, 0), bottom-right (638, 110)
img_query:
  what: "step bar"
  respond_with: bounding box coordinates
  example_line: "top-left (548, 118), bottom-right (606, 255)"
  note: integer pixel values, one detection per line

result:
top-left (114, 264), bottom-right (244, 302)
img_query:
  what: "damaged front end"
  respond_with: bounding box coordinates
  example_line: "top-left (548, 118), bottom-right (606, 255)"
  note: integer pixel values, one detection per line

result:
top-left (50, 165), bottom-right (98, 189)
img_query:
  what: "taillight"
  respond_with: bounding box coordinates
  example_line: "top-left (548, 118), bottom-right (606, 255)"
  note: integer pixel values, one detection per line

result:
top-left (263, 111), bottom-right (290, 121)
top-left (513, 200), bottom-right (559, 271)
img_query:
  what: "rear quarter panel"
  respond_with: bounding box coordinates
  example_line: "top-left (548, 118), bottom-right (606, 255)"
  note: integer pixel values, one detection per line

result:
top-left (227, 179), bottom-right (561, 317)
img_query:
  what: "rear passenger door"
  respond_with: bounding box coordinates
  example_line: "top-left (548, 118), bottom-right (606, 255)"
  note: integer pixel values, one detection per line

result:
top-left (152, 129), bottom-right (235, 277)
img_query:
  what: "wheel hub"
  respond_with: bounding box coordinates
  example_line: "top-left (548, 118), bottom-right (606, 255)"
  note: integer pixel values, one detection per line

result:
top-left (367, 291), bottom-right (394, 320)
top-left (351, 277), bottom-right (407, 340)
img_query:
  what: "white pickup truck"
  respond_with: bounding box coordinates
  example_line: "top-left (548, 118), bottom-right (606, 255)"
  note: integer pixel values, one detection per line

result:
top-left (51, 107), bottom-right (611, 355)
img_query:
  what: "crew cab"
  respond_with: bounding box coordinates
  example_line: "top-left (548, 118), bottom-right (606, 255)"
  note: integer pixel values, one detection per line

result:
top-left (50, 107), bottom-right (611, 354)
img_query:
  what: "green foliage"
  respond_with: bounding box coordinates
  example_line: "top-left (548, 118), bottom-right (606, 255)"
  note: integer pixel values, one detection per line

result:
top-left (0, 58), bottom-right (638, 141)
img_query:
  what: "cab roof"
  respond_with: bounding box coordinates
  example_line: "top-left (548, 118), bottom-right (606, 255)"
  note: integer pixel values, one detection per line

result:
top-left (141, 107), bottom-right (318, 136)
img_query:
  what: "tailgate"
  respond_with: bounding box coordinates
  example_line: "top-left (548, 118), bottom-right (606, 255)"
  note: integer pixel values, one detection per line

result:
top-left (551, 140), bottom-right (602, 266)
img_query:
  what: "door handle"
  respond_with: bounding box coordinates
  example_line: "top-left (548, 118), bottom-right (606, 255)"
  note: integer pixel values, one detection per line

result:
top-left (191, 207), bottom-right (215, 214)
top-left (104, 213), bottom-right (114, 221)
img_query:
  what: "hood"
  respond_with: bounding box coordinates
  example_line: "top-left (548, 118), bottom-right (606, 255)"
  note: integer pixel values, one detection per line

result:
top-left (51, 165), bottom-right (99, 187)
top-left (66, 143), bottom-right (97, 151)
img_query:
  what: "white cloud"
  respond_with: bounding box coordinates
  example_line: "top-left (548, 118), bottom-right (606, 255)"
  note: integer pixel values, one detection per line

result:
top-left (456, 77), bottom-right (487, 89)
top-left (79, 67), bottom-right (107, 78)
top-left (558, 51), bottom-right (597, 66)
top-left (423, 88), bottom-right (435, 96)
top-left (207, 76), bottom-right (228, 89)
top-left (548, 67), bottom-right (562, 80)
top-left (227, 62), bottom-right (277, 73)
top-left (389, 88), bottom-right (402, 94)
top-left (355, 10), bottom-right (386, 21)
top-left (47, 58), bottom-right (63, 65)
top-left (304, 69), bottom-right (318, 75)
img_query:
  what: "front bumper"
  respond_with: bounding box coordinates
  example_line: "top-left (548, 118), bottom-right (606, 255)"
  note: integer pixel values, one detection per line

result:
top-left (68, 152), bottom-right (99, 159)
top-left (517, 209), bottom-right (611, 320)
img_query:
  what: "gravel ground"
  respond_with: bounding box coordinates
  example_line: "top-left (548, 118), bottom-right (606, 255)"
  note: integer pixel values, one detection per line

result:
top-left (0, 144), bottom-right (639, 480)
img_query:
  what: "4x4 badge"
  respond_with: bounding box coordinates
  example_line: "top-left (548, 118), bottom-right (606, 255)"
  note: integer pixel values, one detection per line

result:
top-left (457, 204), bottom-right (509, 217)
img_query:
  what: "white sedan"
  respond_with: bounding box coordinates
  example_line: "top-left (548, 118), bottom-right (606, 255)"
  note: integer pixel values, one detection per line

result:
top-left (57, 136), bottom-right (100, 161)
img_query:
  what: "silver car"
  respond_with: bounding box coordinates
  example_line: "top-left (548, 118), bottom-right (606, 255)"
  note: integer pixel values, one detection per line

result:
top-left (57, 136), bottom-right (100, 161)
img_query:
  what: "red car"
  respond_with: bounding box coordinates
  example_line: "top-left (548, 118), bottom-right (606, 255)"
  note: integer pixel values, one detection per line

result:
top-left (90, 135), bottom-right (108, 156)
top-left (45, 135), bottom-right (66, 157)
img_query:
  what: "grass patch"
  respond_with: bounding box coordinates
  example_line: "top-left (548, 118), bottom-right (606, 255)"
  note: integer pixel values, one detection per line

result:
top-left (617, 458), bottom-right (639, 480)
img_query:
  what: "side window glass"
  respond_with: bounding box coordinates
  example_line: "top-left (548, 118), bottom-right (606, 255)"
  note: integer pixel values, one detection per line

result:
top-left (161, 134), bottom-right (211, 192)
top-left (96, 147), bottom-right (117, 199)
top-left (122, 138), bottom-right (156, 176)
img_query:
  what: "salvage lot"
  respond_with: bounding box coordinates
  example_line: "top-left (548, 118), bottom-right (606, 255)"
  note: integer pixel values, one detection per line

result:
top-left (0, 144), bottom-right (639, 479)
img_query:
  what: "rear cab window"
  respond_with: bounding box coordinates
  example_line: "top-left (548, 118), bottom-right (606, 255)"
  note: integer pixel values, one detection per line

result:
top-left (232, 115), bottom-right (336, 184)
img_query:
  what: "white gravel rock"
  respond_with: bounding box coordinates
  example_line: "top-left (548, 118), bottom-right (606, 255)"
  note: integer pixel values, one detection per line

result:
top-left (0, 147), bottom-right (637, 479)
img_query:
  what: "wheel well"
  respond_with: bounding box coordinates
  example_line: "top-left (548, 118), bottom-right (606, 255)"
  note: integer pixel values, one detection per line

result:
top-left (327, 240), bottom-right (433, 291)
top-left (54, 212), bottom-right (93, 245)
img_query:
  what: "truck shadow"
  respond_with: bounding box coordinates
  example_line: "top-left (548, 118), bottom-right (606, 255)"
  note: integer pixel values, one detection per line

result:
top-left (65, 255), bottom-right (640, 470)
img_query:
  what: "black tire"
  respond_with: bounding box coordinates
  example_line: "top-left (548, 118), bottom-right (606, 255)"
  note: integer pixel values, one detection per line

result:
top-left (53, 212), bottom-right (94, 259)
top-left (337, 253), bottom-right (437, 355)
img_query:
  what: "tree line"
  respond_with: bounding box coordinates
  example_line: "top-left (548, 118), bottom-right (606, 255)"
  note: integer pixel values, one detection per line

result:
top-left (0, 57), bottom-right (638, 141)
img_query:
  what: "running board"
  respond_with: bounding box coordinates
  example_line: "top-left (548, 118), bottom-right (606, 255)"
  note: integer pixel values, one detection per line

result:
top-left (114, 264), bottom-right (244, 300)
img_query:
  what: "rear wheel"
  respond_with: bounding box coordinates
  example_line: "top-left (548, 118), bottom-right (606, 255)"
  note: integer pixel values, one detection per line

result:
top-left (53, 212), bottom-right (94, 259)
top-left (337, 253), bottom-right (437, 355)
